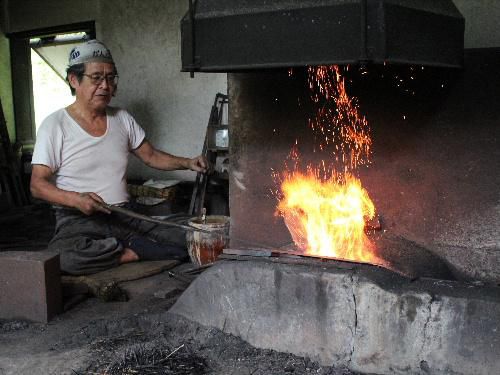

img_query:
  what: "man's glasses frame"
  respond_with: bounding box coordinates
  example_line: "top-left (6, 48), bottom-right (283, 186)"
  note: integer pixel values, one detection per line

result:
top-left (82, 73), bottom-right (119, 86)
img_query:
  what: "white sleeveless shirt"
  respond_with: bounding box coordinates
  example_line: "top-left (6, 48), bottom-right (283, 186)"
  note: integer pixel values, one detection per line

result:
top-left (32, 107), bottom-right (145, 205)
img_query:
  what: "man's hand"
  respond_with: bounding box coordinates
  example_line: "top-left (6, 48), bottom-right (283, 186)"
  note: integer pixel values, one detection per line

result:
top-left (133, 140), bottom-right (210, 173)
top-left (187, 155), bottom-right (208, 173)
top-left (31, 165), bottom-right (112, 214)
top-left (74, 192), bottom-right (111, 215)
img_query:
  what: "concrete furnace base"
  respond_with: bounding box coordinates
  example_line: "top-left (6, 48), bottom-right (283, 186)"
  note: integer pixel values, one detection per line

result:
top-left (171, 259), bottom-right (500, 375)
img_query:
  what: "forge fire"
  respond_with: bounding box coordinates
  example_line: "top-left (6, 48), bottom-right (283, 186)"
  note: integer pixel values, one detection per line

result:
top-left (274, 65), bottom-right (379, 264)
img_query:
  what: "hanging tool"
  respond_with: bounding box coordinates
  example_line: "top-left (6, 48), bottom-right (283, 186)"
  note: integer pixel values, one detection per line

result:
top-left (189, 93), bottom-right (229, 217)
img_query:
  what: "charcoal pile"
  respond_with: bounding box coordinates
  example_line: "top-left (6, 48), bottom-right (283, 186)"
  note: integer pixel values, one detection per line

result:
top-left (91, 343), bottom-right (208, 375)
top-left (78, 315), bottom-right (356, 375)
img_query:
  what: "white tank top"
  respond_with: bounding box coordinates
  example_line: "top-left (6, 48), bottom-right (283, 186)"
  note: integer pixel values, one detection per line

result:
top-left (32, 107), bottom-right (145, 205)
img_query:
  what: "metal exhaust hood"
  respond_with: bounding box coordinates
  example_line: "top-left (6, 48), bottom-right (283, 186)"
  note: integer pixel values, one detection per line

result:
top-left (181, 0), bottom-right (465, 72)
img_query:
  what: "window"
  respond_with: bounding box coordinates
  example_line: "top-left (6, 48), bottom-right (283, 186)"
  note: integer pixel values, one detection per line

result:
top-left (30, 32), bottom-right (88, 130)
top-left (9, 22), bottom-right (95, 146)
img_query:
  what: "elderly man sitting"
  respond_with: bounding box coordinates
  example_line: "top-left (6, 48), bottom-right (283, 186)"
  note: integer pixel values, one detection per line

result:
top-left (31, 40), bottom-right (206, 275)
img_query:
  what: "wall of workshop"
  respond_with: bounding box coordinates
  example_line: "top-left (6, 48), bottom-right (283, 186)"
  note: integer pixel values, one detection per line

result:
top-left (5, 0), bottom-right (226, 181)
top-left (452, 0), bottom-right (500, 48)
top-left (5, 0), bottom-right (100, 34)
top-left (0, 31), bottom-right (15, 142)
top-left (99, 0), bottom-right (226, 181)
top-left (5, 0), bottom-right (498, 180)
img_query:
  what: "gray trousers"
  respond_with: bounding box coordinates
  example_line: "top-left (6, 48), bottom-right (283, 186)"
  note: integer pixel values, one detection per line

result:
top-left (49, 205), bottom-right (187, 275)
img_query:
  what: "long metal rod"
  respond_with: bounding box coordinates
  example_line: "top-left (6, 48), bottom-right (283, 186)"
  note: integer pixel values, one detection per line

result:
top-left (103, 205), bottom-right (409, 277)
top-left (103, 203), bottom-right (290, 251)
top-left (104, 204), bottom-right (215, 235)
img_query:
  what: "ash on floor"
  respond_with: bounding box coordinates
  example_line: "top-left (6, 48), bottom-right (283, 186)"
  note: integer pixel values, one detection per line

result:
top-left (0, 197), bottom-right (354, 374)
top-left (81, 314), bottom-right (355, 375)
top-left (0, 268), bottom-right (358, 375)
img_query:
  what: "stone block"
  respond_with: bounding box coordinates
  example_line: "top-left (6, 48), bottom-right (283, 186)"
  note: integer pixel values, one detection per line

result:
top-left (0, 251), bottom-right (62, 323)
top-left (171, 260), bottom-right (500, 375)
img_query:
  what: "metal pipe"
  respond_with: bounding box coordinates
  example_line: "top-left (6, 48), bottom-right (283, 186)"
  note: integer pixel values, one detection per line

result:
top-left (360, 0), bottom-right (368, 63)
top-left (189, 0), bottom-right (196, 78)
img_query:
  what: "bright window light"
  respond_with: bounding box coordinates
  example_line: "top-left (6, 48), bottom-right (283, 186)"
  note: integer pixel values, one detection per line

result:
top-left (31, 49), bottom-right (74, 131)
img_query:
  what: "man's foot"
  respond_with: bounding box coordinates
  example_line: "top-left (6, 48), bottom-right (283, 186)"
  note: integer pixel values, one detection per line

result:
top-left (126, 236), bottom-right (188, 261)
top-left (120, 247), bottom-right (139, 263)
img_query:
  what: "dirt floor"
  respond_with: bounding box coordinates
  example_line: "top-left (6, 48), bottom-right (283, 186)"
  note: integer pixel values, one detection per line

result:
top-left (0, 266), bottom-right (357, 375)
top-left (0, 202), bottom-right (357, 375)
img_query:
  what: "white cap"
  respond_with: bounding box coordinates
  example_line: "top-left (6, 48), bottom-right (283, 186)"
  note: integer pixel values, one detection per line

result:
top-left (68, 39), bottom-right (114, 66)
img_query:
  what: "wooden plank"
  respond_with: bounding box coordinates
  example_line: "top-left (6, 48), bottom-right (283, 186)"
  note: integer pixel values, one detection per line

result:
top-left (0, 169), bottom-right (14, 206)
top-left (0, 98), bottom-right (28, 206)
top-left (0, 99), bottom-right (14, 163)
top-left (61, 260), bottom-right (180, 301)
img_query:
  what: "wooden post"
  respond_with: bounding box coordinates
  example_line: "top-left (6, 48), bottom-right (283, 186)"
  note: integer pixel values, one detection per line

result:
top-left (0, 98), bottom-right (28, 206)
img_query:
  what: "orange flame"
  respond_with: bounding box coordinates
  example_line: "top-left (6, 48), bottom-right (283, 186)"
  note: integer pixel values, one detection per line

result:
top-left (275, 65), bottom-right (377, 263)
top-left (279, 172), bottom-right (376, 263)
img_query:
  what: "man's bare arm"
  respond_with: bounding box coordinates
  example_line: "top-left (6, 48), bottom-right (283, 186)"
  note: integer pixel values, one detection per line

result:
top-left (30, 164), bottom-right (110, 215)
top-left (132, 140), bottom-right (207, 172)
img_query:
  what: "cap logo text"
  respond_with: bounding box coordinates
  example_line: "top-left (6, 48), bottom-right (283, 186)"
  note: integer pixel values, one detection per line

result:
top-left (70, 50), bottom-right (80, 60)
top-left (93, 50), bottom-right (111, 58)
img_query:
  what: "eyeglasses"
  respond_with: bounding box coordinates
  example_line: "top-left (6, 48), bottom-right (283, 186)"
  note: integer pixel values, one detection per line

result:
top-left (82, 73), bottom-right (119, 86)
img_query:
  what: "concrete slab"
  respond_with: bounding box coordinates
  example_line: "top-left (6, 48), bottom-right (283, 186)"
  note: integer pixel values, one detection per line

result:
top-left (0, 251), bottom-right (62, 323)
top-left (171, 260), bottom-right (500, 375)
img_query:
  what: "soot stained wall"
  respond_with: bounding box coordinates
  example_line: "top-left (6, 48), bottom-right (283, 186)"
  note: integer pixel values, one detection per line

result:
top-left (228, 49), bottom-right (500, 283)
top-left (3, 0), bottom-right (226, 181)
